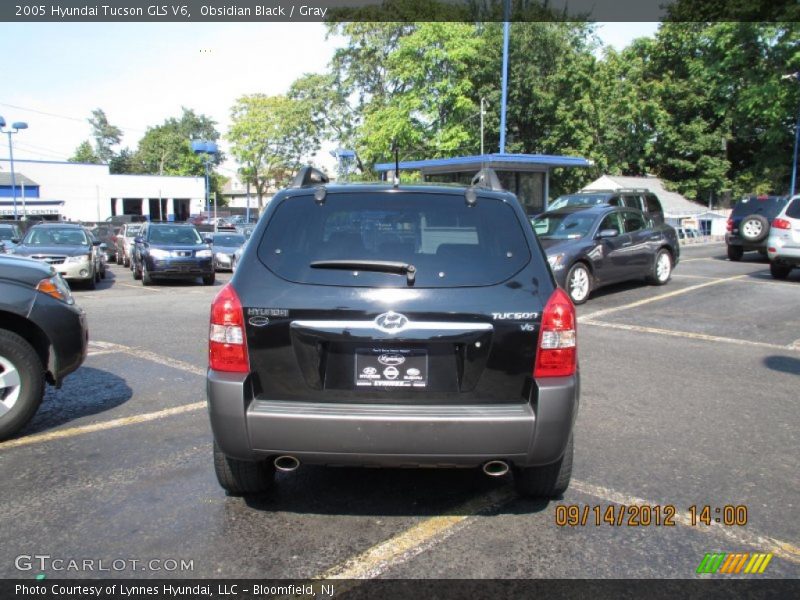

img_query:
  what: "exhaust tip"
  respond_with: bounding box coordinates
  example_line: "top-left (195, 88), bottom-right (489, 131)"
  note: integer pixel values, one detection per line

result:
top-left (274, 455), bottom-right (300, 472)
top-left (482, 460), bottom-right (510, 477)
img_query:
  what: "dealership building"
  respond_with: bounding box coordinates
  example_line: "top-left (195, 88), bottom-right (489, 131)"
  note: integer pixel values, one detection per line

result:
top-left (0, 158), bottom-right (205, 222)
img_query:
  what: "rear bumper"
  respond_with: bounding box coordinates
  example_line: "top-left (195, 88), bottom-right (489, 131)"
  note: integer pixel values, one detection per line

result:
top-left (767, 237), bottom-right (800, 264)
top-left (207, 370), bottom-right (579, 468)
top-left (725, 234), bottom-right (766, 251)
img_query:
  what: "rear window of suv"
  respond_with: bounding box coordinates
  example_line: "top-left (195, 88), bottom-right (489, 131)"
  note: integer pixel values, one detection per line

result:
top-left (732, 196), bottom-right (787, 217)
top-left (257, 191), bottom-right (531, 287)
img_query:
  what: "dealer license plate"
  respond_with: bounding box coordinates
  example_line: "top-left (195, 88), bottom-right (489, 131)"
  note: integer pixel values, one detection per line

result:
top-left (355, 348), bottom-right (428, 388)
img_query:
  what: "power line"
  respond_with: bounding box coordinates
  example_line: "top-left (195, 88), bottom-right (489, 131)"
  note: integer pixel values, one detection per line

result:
top-left (0, 101), bottom-right (146, 134)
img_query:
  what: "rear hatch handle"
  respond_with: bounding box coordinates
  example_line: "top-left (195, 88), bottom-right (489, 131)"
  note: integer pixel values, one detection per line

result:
top-left (311, 259), bottom-right (417, 285)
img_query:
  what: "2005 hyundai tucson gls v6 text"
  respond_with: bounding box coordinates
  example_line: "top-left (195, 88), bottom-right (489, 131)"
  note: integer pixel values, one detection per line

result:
top-left (207, 168), bottom-right (579, 498)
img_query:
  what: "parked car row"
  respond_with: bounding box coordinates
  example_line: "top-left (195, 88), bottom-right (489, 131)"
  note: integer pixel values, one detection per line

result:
top-left (1, 223), bottom-right (107, 289)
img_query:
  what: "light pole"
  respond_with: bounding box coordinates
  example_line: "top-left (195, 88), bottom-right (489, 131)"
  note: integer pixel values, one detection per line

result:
top-left (0, 116), bottom-right (29, 220)
top-left (782, 72), bottom-right (800, 196)
top-left (191, 140), bottom-right (218, 223)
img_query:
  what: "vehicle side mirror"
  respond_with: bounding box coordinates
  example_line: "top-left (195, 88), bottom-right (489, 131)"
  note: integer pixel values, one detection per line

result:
top-left (134, 236), bottom-right (144, 244)
top-left (204, 237), bottom-right (213, 244)
top-left (92, 240), bottom-right (101, 246)
top-left (11, 237), bottom-right (20, 244)
top-left (597, 229), bottom-right (619, 239)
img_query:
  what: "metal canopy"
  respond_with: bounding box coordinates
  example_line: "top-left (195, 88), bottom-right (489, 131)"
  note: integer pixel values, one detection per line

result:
top-left (374, 153), bottom-right (593, 174)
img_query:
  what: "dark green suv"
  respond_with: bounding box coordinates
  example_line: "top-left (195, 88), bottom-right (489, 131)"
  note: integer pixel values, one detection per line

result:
top-left (725, 195), bottom-right (788, 261)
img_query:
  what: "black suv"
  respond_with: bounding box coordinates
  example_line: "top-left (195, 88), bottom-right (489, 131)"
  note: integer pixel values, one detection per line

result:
top-left (547, 189), bottom-right (665, 225)
top-left (0, 255), bottom-right (88, 438)
top-left (725, 195), bottom-right (789, 261)
top-left (132, 223), bottom-right (215, 285)
top-left (207, 168), bottom-right (579, 498)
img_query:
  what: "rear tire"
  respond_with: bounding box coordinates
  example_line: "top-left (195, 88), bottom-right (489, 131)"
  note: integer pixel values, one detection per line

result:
top-left (514, 434), bottom-right (573, 498)
top-left (727, 245), bottom-right (743, 262)
top-left (132, 261), bottom-right (142, 280)
top-left (648, 249), bottom-right (672, 285)
top-left (203, 273), bottom-right (215, 286)
top-left (0, 330), bottom-right (44, 440)
top-left (565, 263), bottom-right (591, 305)
top-left (86, 272), bottom-right (97, 290)
top-left (213, 441), bottom-right (275, 496)
top-left (770, 262), bottom-right (792, 280)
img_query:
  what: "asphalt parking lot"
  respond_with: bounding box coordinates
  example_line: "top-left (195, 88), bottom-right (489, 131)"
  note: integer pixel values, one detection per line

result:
top-left (1, 243), bottom-right (798, 581)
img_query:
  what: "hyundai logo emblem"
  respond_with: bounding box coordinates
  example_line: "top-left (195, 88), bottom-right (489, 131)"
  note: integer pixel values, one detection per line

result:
top-left (374, 311), bottom-right (409, 333)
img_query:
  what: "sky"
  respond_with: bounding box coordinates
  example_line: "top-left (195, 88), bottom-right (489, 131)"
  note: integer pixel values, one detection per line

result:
top-left (0, 21), bottom-right (659, 176)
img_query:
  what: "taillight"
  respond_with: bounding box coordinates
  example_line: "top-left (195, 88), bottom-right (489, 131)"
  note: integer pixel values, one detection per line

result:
top-left (209, 283), bottom-right (249, 373)
top-left (534, 288), bottom-right (577, 378)
top-left (726, 218), bottom-right (733, 232)
top-left (772, 218), bottom-right (791, 230)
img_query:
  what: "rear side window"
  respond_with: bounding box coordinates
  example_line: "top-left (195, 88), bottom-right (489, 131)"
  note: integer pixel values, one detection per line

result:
top-left (257, 192), bottom-right (532, 287)
top-left (646, 195), bottom-right (662, 213)
top-left (785, 199), bottom-right (800, 219)
top-left (622, 211), bottom-right (646, 233)
top-left (622, 195), bottom-right (641, 209)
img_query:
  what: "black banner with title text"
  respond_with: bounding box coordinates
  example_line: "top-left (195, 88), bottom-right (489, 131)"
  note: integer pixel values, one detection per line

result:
top-left (1, 0), bottom-right (798, 23)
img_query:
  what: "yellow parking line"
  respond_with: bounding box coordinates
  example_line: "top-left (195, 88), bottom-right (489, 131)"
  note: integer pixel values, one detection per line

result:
top-left (579, 275), bottom-right (745, 322)
top-left (312, 479), bottom-right (800, 584)
top-left (582, 320), bottom-right (799, 353)
top-left (117, 282), bottom-right (162, 292)
top-left (316, 487), bottom-right (515, 581)
top-left (570, 480), bottom-right (800, 565)
top-left (0, 402), bottom-right (205, 450)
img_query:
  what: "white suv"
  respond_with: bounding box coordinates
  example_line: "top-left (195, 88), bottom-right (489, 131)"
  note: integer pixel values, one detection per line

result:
top-left (766, 194), bottom-right (800, 279)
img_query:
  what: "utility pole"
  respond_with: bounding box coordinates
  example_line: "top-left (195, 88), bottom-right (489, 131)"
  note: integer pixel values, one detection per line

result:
top-left (480, 97), bottom-right (486, 155)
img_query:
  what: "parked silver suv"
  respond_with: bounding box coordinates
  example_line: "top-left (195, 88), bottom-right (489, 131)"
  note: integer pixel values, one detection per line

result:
top-left (766, 194), bottom-right (800, 279)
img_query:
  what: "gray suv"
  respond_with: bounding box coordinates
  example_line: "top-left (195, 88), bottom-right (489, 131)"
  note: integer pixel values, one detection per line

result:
top-left (207, 168), bottom-right (579, 498)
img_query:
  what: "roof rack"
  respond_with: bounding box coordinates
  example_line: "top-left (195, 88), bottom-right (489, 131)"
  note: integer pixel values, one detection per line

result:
top-left (469, 168), bottom-right (504, 191)
top-left (581, 188), bottom-right (651, 194)
top-left (290, 166), bottom-right (330, 188)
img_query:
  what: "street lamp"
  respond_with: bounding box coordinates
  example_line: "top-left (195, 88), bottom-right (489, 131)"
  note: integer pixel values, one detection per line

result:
top-left (191, 140), bottom-right (218, 223)
top-left (782, 72), bottom-right (800, 196)
top-left (0, 116), bottom-right (29, 220)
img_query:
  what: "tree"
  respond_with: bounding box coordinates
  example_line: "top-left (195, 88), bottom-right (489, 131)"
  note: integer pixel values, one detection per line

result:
top-left (227, 94), bottom-right (319, 209)
top-left (88, 108), bottom-right (123, 164)
top-left (134, 107), bottom-right (222, 176)
top-left (69, 140), bottom-right (100, 164)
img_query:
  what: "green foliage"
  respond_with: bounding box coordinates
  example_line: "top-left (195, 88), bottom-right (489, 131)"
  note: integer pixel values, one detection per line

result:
top-left (227, 94), bottom-right (318, 208)
top-left (134, 107), bottom-right (222, 177)
top-left (296, 20), bottom-right (800, 201)
top-left (69, 140), bottom-right (100, 164)
top-left (88, 108), bottom-right (122, 164)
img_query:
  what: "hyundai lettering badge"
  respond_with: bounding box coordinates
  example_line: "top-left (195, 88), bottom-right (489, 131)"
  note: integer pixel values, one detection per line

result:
top-left (374, 311), bottom-right (409, 333)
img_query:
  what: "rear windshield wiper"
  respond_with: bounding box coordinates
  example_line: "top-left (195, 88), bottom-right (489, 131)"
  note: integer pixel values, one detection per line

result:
top-left (310, 260), bottom-right (417, 286)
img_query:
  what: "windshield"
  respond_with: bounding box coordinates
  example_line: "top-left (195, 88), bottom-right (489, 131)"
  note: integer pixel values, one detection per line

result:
top-left (548, 194), bottom-right (611, 211)
top-left (24, 228), bottom-right (90, 246)
top-left (532, 212), bottom-right (597, 240)
top-left (732, 196), bottom-right (787, 218)
top-left (0, 226), bottom-right (20, 241)
top-left (213, 234), bottom-right (245, 246)
top-left (148, 226), bottom-right (203, 245)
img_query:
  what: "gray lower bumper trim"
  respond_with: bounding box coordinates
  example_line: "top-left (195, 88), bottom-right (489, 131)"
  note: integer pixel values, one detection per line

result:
top-left (247, 400), bottom-right (535, 467)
